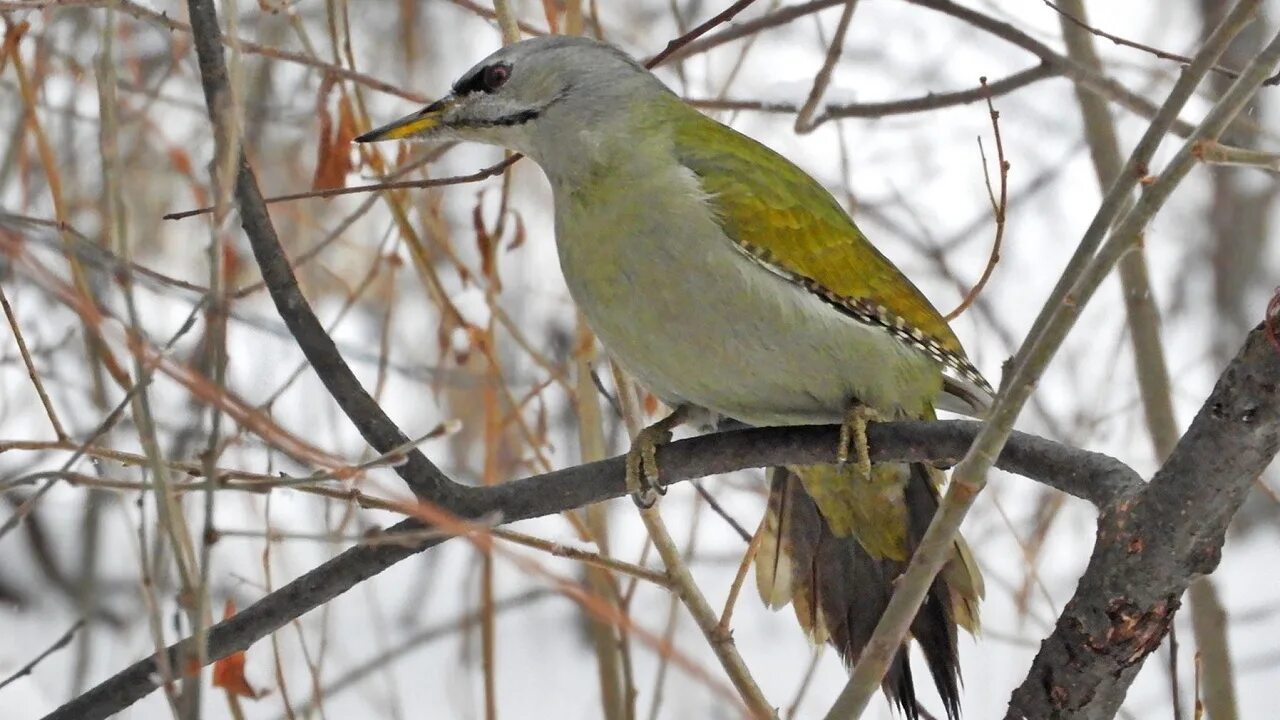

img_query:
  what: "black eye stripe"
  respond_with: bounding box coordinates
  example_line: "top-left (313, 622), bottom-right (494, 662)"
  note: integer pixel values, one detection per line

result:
top-left (454, 108), bottom-right (539, 129)
top-left (451, 71), bottom-right (483, 95)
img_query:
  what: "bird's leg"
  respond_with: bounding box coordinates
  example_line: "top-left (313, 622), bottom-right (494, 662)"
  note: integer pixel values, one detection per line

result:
top-left (626, 405), bottom-right (693, 508)
top-left (837, 404), bottom-right (883, 482)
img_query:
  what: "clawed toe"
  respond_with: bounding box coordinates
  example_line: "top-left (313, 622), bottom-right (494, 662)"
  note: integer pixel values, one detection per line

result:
top-left (625, 406), bottom-right (692, 508)
top-left (838, 405), bottom-right (881, 481)
top-left (626, 428), bottom-right (667, 508)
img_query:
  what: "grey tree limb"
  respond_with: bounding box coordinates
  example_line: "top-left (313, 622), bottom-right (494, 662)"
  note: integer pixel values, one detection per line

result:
top-left (1055, 1), bottom-right (1198, 714)
top-left (43, 323), bottom-right (1280, 720)
top-left (41, 418), bottom-right (1136, 720)
top-left (1005, 324), bottom-right (1280, 719)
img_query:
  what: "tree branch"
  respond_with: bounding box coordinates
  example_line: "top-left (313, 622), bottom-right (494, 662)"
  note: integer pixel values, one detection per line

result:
top-left (902, 0), bottom-right (1198, 138)
top-left (42, 420), bottom-right (1133, 720)
top-left (1006, 322), bottom-right (1280, 719)
top-left (182, 0), bottom-right (463, 505)
top-left (668, 0), bottom-right (1206, 136)
top-left (688, 62), bottom-right (1054, 119)
top-left (823, 5), bottom-right (1272, 716)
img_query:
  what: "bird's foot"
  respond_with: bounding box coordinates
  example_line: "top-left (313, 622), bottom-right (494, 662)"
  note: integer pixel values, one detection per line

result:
top-left (837, 404), bottom-right (882, 481)
top-left (625, 406), bottom-right (692, 508)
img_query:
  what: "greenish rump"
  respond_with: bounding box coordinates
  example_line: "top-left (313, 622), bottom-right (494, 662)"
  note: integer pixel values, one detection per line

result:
top-left (357, 35), bottom-right (989, 720)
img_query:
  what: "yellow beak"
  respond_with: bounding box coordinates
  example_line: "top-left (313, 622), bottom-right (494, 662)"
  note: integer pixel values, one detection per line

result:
top-left (356, 97), bottom-right (456, 142)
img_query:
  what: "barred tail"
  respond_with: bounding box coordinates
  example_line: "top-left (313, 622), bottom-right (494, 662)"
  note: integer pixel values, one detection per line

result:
top-left (754, 464), bottom-right (982, 720)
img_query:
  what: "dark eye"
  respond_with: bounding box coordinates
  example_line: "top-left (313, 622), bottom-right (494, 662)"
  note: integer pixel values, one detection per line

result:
top-left (482, 63), bottom-right (511, 92)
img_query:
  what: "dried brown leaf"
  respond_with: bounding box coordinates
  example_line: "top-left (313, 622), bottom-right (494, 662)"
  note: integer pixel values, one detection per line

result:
top-left (311, 77), bottom-right (353, 191)
top-left (211, 600), bottom-right (261, 699)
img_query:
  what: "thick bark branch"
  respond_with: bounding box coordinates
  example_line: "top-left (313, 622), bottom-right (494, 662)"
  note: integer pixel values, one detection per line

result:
top-left (43, 420), bottom-right (1131, 720)
top-left (1006, 324), bottom-right (1280, 719)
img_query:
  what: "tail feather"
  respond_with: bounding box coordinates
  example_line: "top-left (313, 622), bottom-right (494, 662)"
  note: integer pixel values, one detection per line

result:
top-left (774, 468), bottom-right (827, 642)
top-left (945, 536), bottom-right (984, 634)
top-left (756, 468), bottom-right (921, 718)
top-left (810, 506), bottom-right (920, 719)
top-left (754, 466), bottom-right (796, 610)
top-left (904, 463), bottom-right (962, 719)
top-left (754, 464), bottom-right (981, 720)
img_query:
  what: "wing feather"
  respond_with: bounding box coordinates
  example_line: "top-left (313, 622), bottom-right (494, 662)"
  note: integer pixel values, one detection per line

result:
top-left (672, 114), bottom-right (992, 399)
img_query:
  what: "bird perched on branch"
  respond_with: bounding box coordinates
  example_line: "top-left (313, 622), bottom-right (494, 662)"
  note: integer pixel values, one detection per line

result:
top-left (359, 35), bottom-right (988, 719)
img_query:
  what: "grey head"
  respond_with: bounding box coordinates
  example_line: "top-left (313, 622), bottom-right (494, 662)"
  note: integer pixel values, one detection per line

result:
top-left (356, 36), bottom-right (674, 171)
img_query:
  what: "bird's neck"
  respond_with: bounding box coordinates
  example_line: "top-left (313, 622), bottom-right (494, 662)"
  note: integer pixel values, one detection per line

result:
top-left (528, 94), bottom-right (687, 191)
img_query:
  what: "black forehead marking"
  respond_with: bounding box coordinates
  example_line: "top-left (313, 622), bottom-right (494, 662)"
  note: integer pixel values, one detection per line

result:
top-left (452, 68), bottom-right (483, 95)
top-left (453, 62), bottom-right (505, 96)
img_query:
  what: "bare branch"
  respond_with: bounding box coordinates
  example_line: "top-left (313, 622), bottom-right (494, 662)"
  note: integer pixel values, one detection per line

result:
top-left (1192, 138), bottom-right (1280, 172)
top-left (0, 619), bottom-right (84, 692)
top-left (40, 417), bottom-right (1141, 720)
top-left (1006, 323), bottom-right (1280, 719)
top-left (181, 0), bottom-right (462, 503)
top-left (161, 156), bottom-right (520, 221)
top-left (644, 0), bottom-right (760, 68)
top-left (1044, 0), bottom-right (1276, 86)
top-left (823, 4), bottom-right (1273, 717)
top-left (689, 63), bottom-right (1054, 119)
top-left (945, 78), bottom-right (1008, 321)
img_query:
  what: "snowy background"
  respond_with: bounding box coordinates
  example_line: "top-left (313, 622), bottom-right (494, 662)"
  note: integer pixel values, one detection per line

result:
top-left (1, 1), bottom-right (1278, 718)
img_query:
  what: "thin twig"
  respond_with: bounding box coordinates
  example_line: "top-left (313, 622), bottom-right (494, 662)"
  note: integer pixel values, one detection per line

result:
top-left (784, 647), bottom-right (825, 720)
top-left (793, 0), bottom-right (859, 133)
top-left (492, 0), bottom-right (522, 44)
top-left (114, 0), bottom-right (432, 102)
top-left (493, 528), bottom-right (672, 589)
top-left (0, 233), bottom-right (364, 474)
top-left (385, 484), bottom-right (748, 708)
top-left (690, 480), bottom-right (752, 542)
top-left (573, 326), bottom-right (634, 720)
top-left (1192, 138), bottom-right (1280, 172)
top-left (819, 62), bottom-right (1053, 121)
top-left (717, 526), bottom-right (763, 630)
top-left (1043, 0), bottom-right (1275, 86)
top-left (645, 0), bottom-right (759, 68)
top-left (611, 366), bottom-right (776, 719)
top-left (441, 0), bottom-right (549, 36)
top-left (661, 0), bottom-right (848, 63)
top-left (0, 620), bottom-right (85, 691)
top-left (688, 62), bottom-right (1055, 119)
top-left (285, 590), bottom-right (553, 718)
top-left (904, 0), bottom-right (1199, 138)
top-left (945, 78), bottom-right (1008, 321)
top-left (162, 156), bottom-right (519, 221)
top-left (0, 283), bottom-right (208, 543)
top-left (0, 278), bottom-right (66, 439)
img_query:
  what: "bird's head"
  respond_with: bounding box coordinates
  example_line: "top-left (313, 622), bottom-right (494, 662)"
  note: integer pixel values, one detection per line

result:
top-left (356, 36), bottom-right (672, 165)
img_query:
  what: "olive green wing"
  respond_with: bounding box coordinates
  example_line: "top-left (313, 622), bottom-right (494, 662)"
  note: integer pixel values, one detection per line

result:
top-left (672, 113), bottom-right (989, 395)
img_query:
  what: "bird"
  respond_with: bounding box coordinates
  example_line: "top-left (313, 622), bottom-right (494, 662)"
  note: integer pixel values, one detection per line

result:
top-left (357, 35), bottom-right (989, 719)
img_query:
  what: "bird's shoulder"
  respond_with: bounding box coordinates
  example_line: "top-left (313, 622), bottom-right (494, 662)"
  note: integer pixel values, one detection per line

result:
top-left (670, 113), bottom-right (982, 381)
